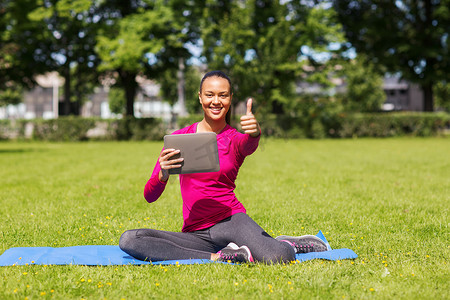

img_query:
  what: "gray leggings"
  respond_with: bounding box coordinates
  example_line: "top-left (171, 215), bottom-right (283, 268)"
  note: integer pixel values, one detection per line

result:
top-left (119, 213), bottom-right (295, 264)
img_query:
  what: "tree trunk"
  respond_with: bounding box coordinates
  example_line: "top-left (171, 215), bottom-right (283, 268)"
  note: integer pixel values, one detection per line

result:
top-left (421, 2), bottom-right (434, 112)
top-left (74, 84), bottom-right (82, 116)
top-left (74, 67), bottom-right (84, 116)
top-left (119, 70), bottom-right (137, 117)
top-left (177, 57), bottom-right (187, 117)
top-left (423, 82), bottom-right (434, 112)
top-left (63, 64), bottom-right (71, 116)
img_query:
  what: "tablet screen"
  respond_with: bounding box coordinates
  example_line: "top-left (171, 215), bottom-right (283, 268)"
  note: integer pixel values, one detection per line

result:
top-left (163, 132), bottom-right (220, 174)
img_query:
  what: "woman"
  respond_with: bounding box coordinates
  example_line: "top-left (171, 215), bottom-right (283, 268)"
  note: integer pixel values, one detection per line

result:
top-left (119, 71), bottom-right (327, 263)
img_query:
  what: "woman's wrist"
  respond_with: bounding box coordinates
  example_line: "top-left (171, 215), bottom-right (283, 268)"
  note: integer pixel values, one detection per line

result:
top-left (159, 170), bottom-right (169, 182)
top-left (249, 125), bottom-right (261, 138)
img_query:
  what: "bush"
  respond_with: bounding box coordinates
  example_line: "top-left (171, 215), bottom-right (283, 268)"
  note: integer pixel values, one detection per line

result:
top-left (310, 118), bottom-right (327, 139)
top-left (177, 114), bottom-right (242, 130)
top-left (0, 112), bottom-right (447, 141)
top-left (32, 117), bottom-right (97, 141)
top-left (336, 112), bottom-right (450, 138)
top-left (339, 57), bottom-right (386, 112)
top-left (106, 117), bottom-right (166, 141)
top-left (258, 112), bottom-right (449, 139)
top-left (396, 113), bottom-right (449, 136)
top-left (0, 119), bottom-right (29, 140)
top-left (177, 114), bottom-right (203, 129)
top-left (259, 114), bottom-right (307, 139)
top-left (284, 95), bottom-right (345, 138)
top-left (1, 117), bottom-right (166, 141)
top-left (0, 120), bottom-right (10, 140)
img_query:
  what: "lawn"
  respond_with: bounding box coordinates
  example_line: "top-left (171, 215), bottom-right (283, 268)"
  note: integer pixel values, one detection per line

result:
top-left (0, 137), bottom-right (448, 299)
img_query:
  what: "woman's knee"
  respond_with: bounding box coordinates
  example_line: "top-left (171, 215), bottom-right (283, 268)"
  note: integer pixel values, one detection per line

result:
top-left (258, 243), bottom-right (296, 264)
top-left (119, 229), bottom-right (138, 252)
top-left (264, 252), bottom-right (295, 264)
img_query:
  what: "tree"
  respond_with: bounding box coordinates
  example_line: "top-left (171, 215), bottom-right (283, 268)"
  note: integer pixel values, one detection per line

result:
top-left (339, 57), bottom-right (386, 112)
top-left (0, 0), bottom-right (48, 104)
top-left (95, 0), bottom-right (198, 117)
top-left (332, 0), bottom-right (450, 111)
top-left (0, 83), bottom-right (23, 107)
top-left (28, 0), bottom-right (101, 115)
top-left (156, 0), bottom-right (205, 117)
top-left (0, 0), bottom-right (101, 114)
top-left (201, 0), bottom-right (344, 115)
top-left (96, 1), bottom-right (165, 117)
top-left (108, 87), bottom-right (125, 115)
top-left (158, 65), bottom-right (202, 114)
top-left (434, 81), bottom-right (450, 112)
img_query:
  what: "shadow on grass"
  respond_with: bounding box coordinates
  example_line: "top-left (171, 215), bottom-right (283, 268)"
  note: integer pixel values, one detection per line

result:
top-left (0, 148), bottom-right (47, 154)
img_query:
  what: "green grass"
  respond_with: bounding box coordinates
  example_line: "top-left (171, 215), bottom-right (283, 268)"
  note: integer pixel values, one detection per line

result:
top-left (0, 137), bottom-right (448, 299)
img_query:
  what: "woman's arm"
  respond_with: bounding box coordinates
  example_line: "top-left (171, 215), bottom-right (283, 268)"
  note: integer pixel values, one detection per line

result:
top-left (143, 148), bottom-right (183, 203)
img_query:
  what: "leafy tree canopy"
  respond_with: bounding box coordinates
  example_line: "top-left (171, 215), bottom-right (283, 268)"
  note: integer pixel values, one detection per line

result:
top-left (201, 0), bottom-right (344, 114)
top-left (339, 56), bottom-right (386, 112)
top-left (332, 0), bottom-right (450, 111)
top-left (0, 0), bottom-right (48, 90)
top-left (158, 65), bottom-right (202, 114)
top-left (95, 0), bottom-right (199, 116)
top-left (28, 0), bottom-right (102, 115)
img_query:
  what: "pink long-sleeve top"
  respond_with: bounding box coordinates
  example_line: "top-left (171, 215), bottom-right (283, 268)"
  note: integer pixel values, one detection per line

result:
top-left (144, 122), bottom-right (260, 232)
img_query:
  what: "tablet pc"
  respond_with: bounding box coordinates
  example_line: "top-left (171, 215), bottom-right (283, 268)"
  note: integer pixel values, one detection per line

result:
top-left (163, 132), bottom-right (220, 174)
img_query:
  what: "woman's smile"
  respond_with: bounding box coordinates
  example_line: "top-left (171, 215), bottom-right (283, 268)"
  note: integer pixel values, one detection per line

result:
top-left (210, 106), bottom-right (223, 114)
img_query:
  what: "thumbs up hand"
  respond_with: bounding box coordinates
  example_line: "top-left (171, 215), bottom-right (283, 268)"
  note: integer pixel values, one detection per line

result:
top-left (240, 98), bottom-right (260, 137)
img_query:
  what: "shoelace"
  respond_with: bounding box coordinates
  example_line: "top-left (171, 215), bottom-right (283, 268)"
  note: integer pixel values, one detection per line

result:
top-left (220, 253), bottom-right (238, 260)
top-left (292, 242), bottom-right (314, 252)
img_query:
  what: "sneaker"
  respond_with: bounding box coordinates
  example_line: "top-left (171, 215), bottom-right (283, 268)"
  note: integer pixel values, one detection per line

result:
top-left (276, 235), bottom-right (328, 254)
top-left (216, 242), bottom-right (254, 263)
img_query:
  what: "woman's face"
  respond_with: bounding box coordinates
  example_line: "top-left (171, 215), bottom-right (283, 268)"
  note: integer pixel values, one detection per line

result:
top-left (199, 76), bottom-right (232, 122)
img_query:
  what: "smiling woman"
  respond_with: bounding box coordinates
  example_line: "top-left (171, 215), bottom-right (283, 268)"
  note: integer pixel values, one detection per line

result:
top-left (119, 70), bottom-right (327, 264)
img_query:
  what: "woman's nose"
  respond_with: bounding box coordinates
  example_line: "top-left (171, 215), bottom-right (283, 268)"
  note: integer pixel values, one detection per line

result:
top-left (212, 96), bottom-right (220, 104)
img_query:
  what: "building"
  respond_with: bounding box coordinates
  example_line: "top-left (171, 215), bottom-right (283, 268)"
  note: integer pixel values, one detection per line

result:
top-left (382, 77), bottom-right (423, 111)
top-left (0, 74), bottom-right (177, 122)
top-left (0, 74), bottom-right (426, 120)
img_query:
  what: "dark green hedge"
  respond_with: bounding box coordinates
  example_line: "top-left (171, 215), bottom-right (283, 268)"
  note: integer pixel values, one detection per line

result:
top-left (0, 112), bottom-right (448, 141)
top-left (260, 112), bottom-right (449, 138)
top-left (0, 119), bottom-right (11, 140)
top-left (0, 119), bottom-right (29, 140)
top-left (32, 117), bottom-right (97, 141)
top-left (177, 114), bottom-right (243, 129)
top-left (176, 115), bottom-right (203, 129)
top-left (179, 112), bottom-right (449, 138)
top-left (335, 112), bottom-right (450, 138)
top-left (105, 117), bottom-right (166, 141)
top-left (0, 117), bottom-right (166, 141)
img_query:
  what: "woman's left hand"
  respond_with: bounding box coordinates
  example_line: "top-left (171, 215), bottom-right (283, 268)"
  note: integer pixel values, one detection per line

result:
top-left (240, 98), bottom-right (260, 137)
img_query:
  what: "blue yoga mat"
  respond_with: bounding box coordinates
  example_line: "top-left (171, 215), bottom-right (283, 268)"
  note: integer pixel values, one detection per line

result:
top-left (0, 231), bottom-right (357, 266)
